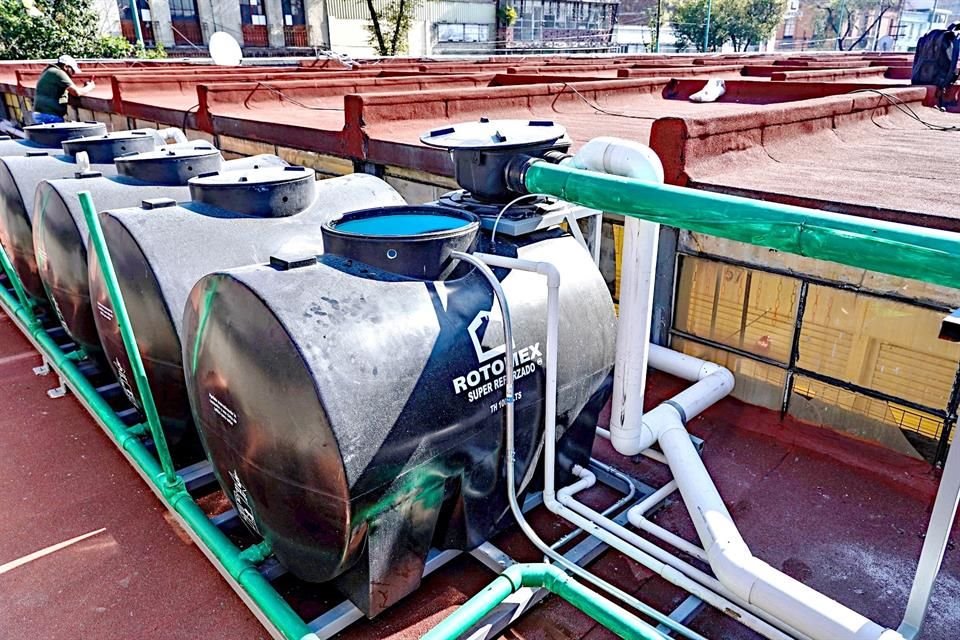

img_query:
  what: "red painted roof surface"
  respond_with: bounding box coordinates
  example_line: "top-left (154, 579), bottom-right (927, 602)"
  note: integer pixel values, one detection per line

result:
top-left (2, 312), bottom-right (957, 639)
top-left (33, 52), bottom-right (944, 228)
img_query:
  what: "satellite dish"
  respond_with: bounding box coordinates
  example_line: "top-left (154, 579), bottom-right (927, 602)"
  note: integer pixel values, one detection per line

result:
top-left (209, 32), bottom-right (243, 66)
top-left (878, 36), bottom-right (895, 52)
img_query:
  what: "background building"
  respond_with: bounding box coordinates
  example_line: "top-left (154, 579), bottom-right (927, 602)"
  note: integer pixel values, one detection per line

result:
top-left (113, 0), bottom-right (621, 55)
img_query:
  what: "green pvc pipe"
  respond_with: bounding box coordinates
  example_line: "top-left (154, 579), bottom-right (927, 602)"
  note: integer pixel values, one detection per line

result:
top-left (79, 191), bottom-right (180, 492)
top-left (422, 563), bottom-right (668, 640)
top-left (0, 246), bottom-right (310, 640)
top-left (524, 162), bottom-right (960, 291)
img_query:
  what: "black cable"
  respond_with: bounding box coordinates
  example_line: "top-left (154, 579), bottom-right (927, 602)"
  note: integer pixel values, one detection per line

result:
top-left (557, 82), bottom-right (657, 120)
top-left (849, 88), bottom-right (960, 132)
top-left (247, 84), bottom-right (344, 112)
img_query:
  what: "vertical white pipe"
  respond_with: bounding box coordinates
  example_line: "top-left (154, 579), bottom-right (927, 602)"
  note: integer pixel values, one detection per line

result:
top-left (566, 138), bottom-right (665, 457)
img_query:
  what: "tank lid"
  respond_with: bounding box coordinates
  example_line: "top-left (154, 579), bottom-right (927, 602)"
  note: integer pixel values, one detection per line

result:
top-left (61, 130), bottom-right (157, 165)
top-left (321, 205), bottom-right (480, 280)
top-left (420, 118), bottom-right (567, 151)
top-left (23, 121), bottom-right (107, 148)
top-left (116, 144), bottom-right (222, 186)
top-left (188, 166), bottom-right (316, 217)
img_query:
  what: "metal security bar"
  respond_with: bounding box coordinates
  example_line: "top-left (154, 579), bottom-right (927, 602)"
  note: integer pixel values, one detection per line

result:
top-left (670, 248), bottom-right (960, 467)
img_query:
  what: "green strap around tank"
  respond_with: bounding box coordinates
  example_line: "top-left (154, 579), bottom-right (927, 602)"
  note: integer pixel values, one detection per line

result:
top-left (524, 161), bottom-right (960, 291)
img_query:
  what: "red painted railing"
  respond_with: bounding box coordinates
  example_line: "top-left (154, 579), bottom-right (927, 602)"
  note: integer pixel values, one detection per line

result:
top-left (284, 25), bottom-right (308, 48)
top-left (172, 19), bottom-right (203, 46)
top-left (242, 24), bottom-right (269, 47)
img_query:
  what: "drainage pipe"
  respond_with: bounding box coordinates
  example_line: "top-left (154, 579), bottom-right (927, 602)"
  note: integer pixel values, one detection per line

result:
top-left (422, 563), bottom-right (667, 640)
top-left (563, 138), bottom-right (665, 457)
top-left (0, 244), bottom-right (315, 640)
top-left (519, 160), bottom-right (960, 290)
top-left (639, 347), bottom-right (904, 640)
top-left (452, 250), bottom-right (704, 640)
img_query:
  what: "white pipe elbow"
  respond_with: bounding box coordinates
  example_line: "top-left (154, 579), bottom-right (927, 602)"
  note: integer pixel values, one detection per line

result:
top-left (569, 137), bottom-right (665, 183)
top-left (610, 414), bottom-right (659, 456)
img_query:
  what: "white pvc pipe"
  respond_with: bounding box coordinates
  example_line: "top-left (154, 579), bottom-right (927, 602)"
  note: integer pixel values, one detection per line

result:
top-left (567, 138), bottom-right (665, 457)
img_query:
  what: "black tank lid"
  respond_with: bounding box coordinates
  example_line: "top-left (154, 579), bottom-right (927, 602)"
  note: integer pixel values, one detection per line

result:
top-left (61, 130), bottom-right (157, 164)
top-left (188, 166), bottom-right (316, 217)
top-left (24, 121), bottom-right (107, 147)
top-left (116, 144), bottom-right (222, 185)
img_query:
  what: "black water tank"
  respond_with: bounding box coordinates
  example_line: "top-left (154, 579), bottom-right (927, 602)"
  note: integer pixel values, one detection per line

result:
top-left (88, 170), bottom-right (406, 448)
top-left (182, 227), bottom-right (616, 616)
top-left (34, 146), bottom-right (287, 355)
top-left (0, 130), bottom-right (158, 300)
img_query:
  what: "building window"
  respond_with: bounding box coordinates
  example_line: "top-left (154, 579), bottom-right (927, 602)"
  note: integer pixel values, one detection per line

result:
top-left (241, 0), bottom-right (267, 26)
top-left (169, 0), bottom-right (198, 19)
top-left (437, 24), bottom-right (490, 43)
top-left (783, 17), bottom-right (796, 38)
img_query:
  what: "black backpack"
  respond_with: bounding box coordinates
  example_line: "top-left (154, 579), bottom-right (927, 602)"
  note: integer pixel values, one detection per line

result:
top-left (912, 25), bottom-right (960, 90)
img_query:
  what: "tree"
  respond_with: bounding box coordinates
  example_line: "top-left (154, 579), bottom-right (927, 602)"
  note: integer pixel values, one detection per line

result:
top-left (670, 0), bottom-right (785, 51)
top-left (720, 0), bottom-right (786, 51)
top-left (363, 0), bottom-right (420, 56)
top-left (0, 0), bottom-right (159, 60)
top-left (670, 0), bottom-right (726, 51)
top-left (811, 0), bottom-right (897, 50)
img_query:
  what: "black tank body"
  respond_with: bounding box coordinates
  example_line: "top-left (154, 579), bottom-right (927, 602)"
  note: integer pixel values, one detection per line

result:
top-left (34, 147), bottom-right (286, 354)
top-left (88, 170), bottom-right (406, 448)
top-left (181, 230), bottom-right (617, 616)
top-left (0, 130), bottom-right (158, 300)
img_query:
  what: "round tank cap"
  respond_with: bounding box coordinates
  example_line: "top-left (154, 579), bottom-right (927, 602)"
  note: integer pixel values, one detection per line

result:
top-left (62, 130), bottom-right (157, 164)
top-left (189, 165), bottom-right (316, 217)
top-left (116, 145), bottom-right (222, 185)
top-left (420, 119), bottom-right (567, 151)
top-left (23, 120), bottom-right (107, 147)
top-left (190, 165), bottom-right (312, 187)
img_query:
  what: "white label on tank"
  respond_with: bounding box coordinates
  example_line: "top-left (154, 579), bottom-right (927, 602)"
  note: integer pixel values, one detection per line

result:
top-left (209, 393), bottom-right (238, 426)
top-left (113, 358), bottom-right (138, 406)
top-left (97, 301), bottom-right (114, 322)
top-left (453, 311), bottom-right (542, 410)
top-left (230, 470), bottom-right (260, 535)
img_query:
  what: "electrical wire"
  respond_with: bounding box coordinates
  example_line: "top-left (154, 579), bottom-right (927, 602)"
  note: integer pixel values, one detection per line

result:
top-left (247, 84), bottom-right (344, 111)
top-left (490, 193), bottom-right (551, 244)
top-left (557, 82), bottom-right (659, 120)
top-left (849, 88), bottom-right (960, 132)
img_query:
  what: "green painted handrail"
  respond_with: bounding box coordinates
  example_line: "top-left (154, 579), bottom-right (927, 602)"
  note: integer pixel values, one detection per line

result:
top-left (78, 191), bottom-right (181, 492)
top-left (524, 161), bottom-right (960, 290)
top-left (421, 563), bottom-right (668, 640)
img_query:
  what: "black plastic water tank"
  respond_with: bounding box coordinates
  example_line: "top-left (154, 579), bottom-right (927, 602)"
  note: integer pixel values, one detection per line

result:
top-left (88, 170), bottom-right (406, 446)
top-left (34, 145), bottom-right (286, 355)
top-left (0, 130), bottom-right (158, 300)
top-left (182, 228), bottom-right (617, 616)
